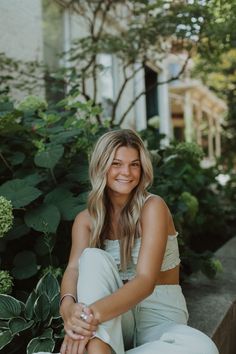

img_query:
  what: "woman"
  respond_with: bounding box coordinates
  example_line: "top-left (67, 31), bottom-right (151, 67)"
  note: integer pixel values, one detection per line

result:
top-left (59, 129), bottom-right (219, 354)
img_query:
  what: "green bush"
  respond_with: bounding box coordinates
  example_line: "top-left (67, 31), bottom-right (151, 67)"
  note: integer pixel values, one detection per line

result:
top-left (0, 93), bottom-right (106, 291)
top-left (146, 137), bottom-right (233, 278)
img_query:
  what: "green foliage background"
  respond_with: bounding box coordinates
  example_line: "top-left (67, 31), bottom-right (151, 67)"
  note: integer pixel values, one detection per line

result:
top-left (0, 0), bottom-right (236, 351)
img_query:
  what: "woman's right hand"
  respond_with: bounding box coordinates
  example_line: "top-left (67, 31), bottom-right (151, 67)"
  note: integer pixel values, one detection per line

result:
top-left (60, 334), bottom-right (90, 354)
top-left (61, 301), bottom-right (98, 340)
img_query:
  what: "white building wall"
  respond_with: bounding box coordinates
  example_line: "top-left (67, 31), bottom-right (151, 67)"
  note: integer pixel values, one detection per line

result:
top-left (0, 0), bottom-right (45, 99)
top-left (0, 0), bottom-right (44, 61)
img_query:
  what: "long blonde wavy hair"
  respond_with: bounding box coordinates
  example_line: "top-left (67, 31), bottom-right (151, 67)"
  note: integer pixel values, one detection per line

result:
top-left (88, 129), bottom-right (153, 270)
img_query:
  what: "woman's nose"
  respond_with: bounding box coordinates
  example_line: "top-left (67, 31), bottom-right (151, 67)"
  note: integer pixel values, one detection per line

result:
top-left (121, 165), bottom-right (130, 175)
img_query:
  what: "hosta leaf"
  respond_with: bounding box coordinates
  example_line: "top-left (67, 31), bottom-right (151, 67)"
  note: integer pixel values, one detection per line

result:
top-left (0, 179), bottom-right (42, 207)
top-left (50, 293), bottom-right (60, 319)
top-left (36, 273), bottom-right (59, 301)
top-left (0, 295), bottom-right (22, 319)
top-left (27, 337), bottom-right (54, 354)
top-left (0, 330), bottom-right (13, 350)
top-left (25, 290), bottom-right (37, 320)
top-left (34, 293), bottom-right (50, 322)
top-left (24, 204), bottom-right (60, 233)
top-left (9, 317), bottom-right (34, 335)
top-left (12, 251), bottom-right (38, 280)
top-left (40, 328), bottom-right (53, 339)
top-left (34, 145), bottom-right (64, 169)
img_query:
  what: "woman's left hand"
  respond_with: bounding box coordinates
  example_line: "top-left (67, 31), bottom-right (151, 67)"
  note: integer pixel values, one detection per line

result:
top-left (62, 302), bottom-right (98, 340)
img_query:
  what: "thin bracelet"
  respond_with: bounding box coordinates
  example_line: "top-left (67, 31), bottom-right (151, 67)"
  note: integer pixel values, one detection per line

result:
top-left (60, 293), bottom-right (77, 307)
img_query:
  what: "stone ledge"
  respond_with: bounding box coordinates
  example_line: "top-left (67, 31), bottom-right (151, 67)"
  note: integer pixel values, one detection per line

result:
top-left (182, 237), bottom-right (236, 354)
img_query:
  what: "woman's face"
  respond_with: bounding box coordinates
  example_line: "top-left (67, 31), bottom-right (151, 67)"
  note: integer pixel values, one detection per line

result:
top-left (106, 146), bottom-right (141, 197)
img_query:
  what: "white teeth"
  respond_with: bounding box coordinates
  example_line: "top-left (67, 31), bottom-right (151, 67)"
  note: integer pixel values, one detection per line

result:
top-left (116, 179), bottom-right (131, 182)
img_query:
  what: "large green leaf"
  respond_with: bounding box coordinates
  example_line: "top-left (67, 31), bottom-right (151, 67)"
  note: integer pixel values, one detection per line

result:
top-left (0, 295), bottom-right (22, 319)
top-left (36, 273), bottom-right (59, 301)
top-left (34, 293), bottom-right (50, 322)
top-left (23, 173), bottom-right (46, 186)
top-left (61, 198), bottom-right (85, 220)
top-left (44, 188), bottom-right (85, 220)
top-left (50, 129), bottom-right (80, 144)
top-left (24, 204), bottom-right (60, 233)
top-left (0, 330), bottom-right (13, 350)
top-left (34, 145), bottom-right (64, 169)
top-left (25, 290), bottom-right (37, 320)
top-left (9, 317), bottom-right (34, 335)
top-left (12, 251), bottom-right (38, 280)
top-left (27, 337), bottom-right (54, 354)
top-left (0, 179), bottom-right (42, 208)
top-left (44, 187), bottom-right (73, 203)
top-left (67, 164), bottom-right (89, 183)
top-left (50, 293), bottom-right (60, 319)
top-left (8, 152), bottom-right (25, 166)
top-left (5, 217), bottom-right (30, 240)
top-left (40, 328), bottom-right (53, 339)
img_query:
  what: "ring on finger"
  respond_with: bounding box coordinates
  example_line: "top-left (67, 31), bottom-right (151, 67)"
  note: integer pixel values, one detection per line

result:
top-left (80, 311), bottom-right (89, 322)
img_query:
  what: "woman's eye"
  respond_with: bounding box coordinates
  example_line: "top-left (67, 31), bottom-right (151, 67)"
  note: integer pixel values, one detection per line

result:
top-left (131, 163), bottom-right (140, 167)
top-left (112, 162), bottom-right (121, 167)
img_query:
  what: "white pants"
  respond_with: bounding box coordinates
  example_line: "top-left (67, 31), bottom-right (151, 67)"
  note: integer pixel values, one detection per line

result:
top-left (77, 248), bottom-right (219, 354)
top-left (35, 248), bottom-right (219, 354)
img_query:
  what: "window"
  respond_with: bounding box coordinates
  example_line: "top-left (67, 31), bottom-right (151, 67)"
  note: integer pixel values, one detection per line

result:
top-left (144, 65), bottom-right (159, 121)
top-left (98, 54), bottom-right (114, 119)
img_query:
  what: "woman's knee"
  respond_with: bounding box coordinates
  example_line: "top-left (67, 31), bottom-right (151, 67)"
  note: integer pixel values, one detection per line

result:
top-left (79, 247), bottom-right (115, 270)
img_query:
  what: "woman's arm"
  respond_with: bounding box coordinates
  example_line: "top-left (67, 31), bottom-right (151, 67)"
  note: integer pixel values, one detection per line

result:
top-left (89, 195), bottom-right (169, 323)
top-left (60, 210), bottom-right (98, 339)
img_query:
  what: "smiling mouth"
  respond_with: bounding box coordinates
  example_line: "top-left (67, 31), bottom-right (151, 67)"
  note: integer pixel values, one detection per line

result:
top-left (116, 179), bottom-right (132, 183)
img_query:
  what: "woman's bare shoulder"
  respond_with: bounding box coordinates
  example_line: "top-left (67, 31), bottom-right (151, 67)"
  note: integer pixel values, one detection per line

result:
top-left (73, 209), bottom-right (92, 230)
top-left (144, 194), bottom-right (169, 211)
top-left (140, 194), bottom-right (168, 221)
top-left (144, 194), bottom-right (176, 233)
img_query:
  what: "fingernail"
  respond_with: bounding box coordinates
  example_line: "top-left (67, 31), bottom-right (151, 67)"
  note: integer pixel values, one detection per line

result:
top-left (93, 331), bottom-right (96, 335)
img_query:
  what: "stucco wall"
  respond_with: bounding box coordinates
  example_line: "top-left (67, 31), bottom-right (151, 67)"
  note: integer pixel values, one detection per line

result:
top-left (0, 0), bottom-right (45, 100)
top-left (0, 0), bottom-right (44, 61)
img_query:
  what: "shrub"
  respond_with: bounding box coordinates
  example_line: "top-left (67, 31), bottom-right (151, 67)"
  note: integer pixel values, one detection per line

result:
top-left (0, 93), bottom-right (106, 294)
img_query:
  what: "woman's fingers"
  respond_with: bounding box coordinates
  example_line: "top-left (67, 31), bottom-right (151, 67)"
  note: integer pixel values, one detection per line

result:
top-left (65, 327), bottom-right (85, 340)
top-left (65, 317), bottom-right (97, 339)
top-left (60, 335), bottom-right (70, 354)
top-left (61, 334), bottom-right (87, 354)
top-left (74, 304), bottom-right (99, 326)
top-left (64, 304), bottom-right (98, 340)
top-left (65, 325), bottom-right (93, 338)
top-left (78, 337), bottom-right (90, 354)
